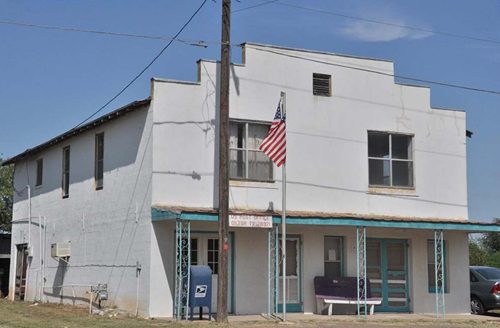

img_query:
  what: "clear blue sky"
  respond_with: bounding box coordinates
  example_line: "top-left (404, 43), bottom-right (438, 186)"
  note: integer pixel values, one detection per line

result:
top-left (1, 0), bottom-right (499, 222)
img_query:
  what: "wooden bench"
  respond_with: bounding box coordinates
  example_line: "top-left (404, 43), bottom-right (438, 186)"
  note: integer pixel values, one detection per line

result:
top-left (314, 276), bottom-right (382, 316)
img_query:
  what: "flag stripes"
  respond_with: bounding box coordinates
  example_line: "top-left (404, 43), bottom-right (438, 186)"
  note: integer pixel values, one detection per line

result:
top-left (259, 99), bottom-right (286, 167)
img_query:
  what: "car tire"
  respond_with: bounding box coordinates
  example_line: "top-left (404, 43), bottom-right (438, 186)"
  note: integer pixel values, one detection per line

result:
top-left (471, 296), bottom-right (485, 315)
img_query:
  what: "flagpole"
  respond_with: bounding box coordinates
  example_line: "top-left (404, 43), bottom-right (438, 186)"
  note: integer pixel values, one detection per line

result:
top-left (281, 91), bottom-right (287, 322)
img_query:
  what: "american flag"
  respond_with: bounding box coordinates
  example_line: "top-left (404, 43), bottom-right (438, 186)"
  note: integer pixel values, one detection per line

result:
top-left (259, 98), bottom-right (286, 167)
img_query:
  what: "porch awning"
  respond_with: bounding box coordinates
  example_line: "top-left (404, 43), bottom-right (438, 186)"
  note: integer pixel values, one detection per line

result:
top-left (151, 205), bottom-right (500, 232)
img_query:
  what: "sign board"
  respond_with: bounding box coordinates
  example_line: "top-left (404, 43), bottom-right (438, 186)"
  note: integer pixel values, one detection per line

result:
top-left (229, 215), bottom-right (273, 228)
top-left (195, 285), bottom-right (207, 298)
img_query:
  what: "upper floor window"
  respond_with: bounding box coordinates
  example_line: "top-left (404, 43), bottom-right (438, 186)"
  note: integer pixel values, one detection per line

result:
top-left (35, 158), bottom-right (43, 187)
top-left (313, 73), bottom-right (331, 97)
top-left (229, 121), bottom-right (273, 182)
top-left (95, 133), bottom-right (104, 190)
top-left (62, 146), bottom-right (70, 198)
top-left (368, 132), bottom-right (413, 188)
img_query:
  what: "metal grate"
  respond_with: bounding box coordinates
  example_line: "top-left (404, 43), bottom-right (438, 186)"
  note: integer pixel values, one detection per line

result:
top-left (313, 73), bottom-right (331, 96)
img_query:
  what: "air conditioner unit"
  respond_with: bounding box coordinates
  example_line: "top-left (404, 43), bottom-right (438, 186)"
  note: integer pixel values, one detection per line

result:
top-left (51, 242), bottom-right (71, 258)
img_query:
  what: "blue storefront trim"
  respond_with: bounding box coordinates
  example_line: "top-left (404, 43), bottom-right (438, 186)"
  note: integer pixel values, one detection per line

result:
top-left (151, 208), bottom-right (500, 232)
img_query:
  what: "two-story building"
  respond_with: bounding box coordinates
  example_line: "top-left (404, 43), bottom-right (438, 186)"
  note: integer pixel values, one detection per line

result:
top-left (4, 43), bottom-right (500, 318)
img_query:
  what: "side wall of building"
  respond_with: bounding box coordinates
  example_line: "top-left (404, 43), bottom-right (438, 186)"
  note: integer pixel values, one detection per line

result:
top-left (9, 106), bottom-right (153, 315)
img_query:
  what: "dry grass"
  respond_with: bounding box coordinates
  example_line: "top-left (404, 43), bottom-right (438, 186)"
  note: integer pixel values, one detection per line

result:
top-left (0, 300), bottom-right (499, 328)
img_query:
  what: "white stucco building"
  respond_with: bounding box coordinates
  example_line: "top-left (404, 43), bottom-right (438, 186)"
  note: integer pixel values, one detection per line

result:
top-left (4, 43), bottom-right (500, 317)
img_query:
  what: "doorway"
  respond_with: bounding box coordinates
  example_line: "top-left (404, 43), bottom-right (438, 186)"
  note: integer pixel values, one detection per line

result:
top-left (278, 236), bottom-right (302, 312)
top-left (367, 239), bottom-right (409, 312)
top-left (15, 244), bottom-right (28, 301)
top-left (185, 233), bottom-right (232, 313)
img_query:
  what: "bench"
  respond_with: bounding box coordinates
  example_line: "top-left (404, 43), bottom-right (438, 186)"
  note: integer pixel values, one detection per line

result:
top-left (314, 276), bottom-right (382, 316)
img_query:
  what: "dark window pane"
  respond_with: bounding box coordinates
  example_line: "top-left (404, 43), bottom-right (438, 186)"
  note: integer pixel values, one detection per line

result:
top-left (248, 150), bottom-right (273, 181)
top-left (369, 159), bottom-right (390, 186)
top-left (392, 161), bottom-right (413, 187)
top-left (392, 135), bottom-right (411, 160)
top-left (368, 133), bottom-right (389, 158)
top-left (229, 149), bottom-right (246, 179)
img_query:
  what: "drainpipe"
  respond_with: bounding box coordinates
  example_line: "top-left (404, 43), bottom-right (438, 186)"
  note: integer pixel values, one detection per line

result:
top-left (26, 184), bottom-right (32, 301)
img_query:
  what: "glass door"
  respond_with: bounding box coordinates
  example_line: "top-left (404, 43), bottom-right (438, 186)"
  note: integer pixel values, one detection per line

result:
top-left (278, 236), bottom-right (302, 312)
top-left (366, 239), bottom-right (409, 312)
top-left (187, 234), bottom-right (232, 313)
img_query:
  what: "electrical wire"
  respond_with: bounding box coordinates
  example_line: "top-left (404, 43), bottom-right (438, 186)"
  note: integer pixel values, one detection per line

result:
top-left (73, 0), bottom-right (209, 129)
top-left (232, 0), bottom-right (280, 13)
top-left (253, 47), bottom-right (500, 96)
top-left (274, 2), bottom-right (500, 46)
top-left (0, 19), bottom-right (210, 47)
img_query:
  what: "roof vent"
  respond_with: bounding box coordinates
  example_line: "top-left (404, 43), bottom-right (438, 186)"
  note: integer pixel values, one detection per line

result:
top-left (313, 73), bottom-right (331, 97)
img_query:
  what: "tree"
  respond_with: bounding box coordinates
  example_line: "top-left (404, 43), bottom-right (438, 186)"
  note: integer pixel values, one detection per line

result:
top-left (481, 218), bottom-right (500, 252)
top-left (469, 239), bottom-right (488, 266)
top-left (0, 159), bottom-right (13, 231)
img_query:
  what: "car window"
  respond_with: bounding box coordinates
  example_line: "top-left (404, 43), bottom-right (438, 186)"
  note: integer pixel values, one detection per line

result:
top-left (476, 267), bottom-right (500, 280)
top-left (470, 271), bottom-right (479, 282)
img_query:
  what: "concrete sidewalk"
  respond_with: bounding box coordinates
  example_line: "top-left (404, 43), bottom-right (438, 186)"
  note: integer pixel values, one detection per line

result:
top-left (225, 312), bottom-right (500, 326)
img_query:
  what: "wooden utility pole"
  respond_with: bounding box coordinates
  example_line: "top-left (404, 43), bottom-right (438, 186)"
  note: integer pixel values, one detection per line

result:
top-left (217, 0), bottom-right (231, 323)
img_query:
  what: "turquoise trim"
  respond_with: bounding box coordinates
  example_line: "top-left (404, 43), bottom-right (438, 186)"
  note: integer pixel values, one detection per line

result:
top-left (368, 238), bottom-right (410, 313)
top-left (151, 208), bottom-right (500, 232)
top-left (278, 303), bottom-right (302, 313)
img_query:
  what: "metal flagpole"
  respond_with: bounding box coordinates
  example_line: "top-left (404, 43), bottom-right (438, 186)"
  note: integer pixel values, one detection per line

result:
top-left (281, 91), bottom-right (287, 322)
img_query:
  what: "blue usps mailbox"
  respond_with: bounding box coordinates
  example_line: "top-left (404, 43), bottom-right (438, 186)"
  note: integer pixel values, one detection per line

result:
top-left (189, 265), bottom-right (212, 320)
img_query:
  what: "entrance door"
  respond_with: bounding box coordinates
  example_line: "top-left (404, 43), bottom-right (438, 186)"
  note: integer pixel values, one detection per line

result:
top-left (367, 239), bottom-right (409, 312)
top-left (188, 233), bottom-right (232, 313)
top-left (15, 244), bottom-right (28, 301)
top-left (278, 236), bottom-right (302, 312)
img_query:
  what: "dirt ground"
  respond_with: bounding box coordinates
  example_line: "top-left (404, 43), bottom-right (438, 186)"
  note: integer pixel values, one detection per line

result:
top-left (0, 300), bottom-right (499, 328)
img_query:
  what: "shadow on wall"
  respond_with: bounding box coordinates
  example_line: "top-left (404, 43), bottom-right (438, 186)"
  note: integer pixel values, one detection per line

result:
top-left (52, 260), bottom-right (68, 301)
top-left (14, 107), bottom-right (149, 201)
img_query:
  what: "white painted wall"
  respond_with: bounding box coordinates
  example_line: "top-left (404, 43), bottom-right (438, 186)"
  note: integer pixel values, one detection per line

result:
top-left (9, 105), bottom-right (153, 315)
top-left (151, 43), bottom-right (468, 220)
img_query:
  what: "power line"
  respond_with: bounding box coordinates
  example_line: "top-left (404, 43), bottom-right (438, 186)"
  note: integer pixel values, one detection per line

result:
top-left (232, 0), bottom-right (280, 13)
top-left (274, 2), bottom-right (500, 46)
top-left (253, 47), bottom-right (500, 96)
top-left (0, 19), bottom-right (212, 47)
top-left (73, 0), bottom-right (209, 129)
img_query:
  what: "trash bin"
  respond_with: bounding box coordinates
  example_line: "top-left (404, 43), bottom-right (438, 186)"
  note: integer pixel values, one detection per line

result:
top-left (189, 265), bottom-right (212, 320)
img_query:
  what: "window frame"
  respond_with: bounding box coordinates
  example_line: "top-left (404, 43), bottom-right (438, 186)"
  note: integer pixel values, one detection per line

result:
top-left (61, 146), bottom-right (70, 198)
top-left (367, 131), bottom-right (415, 189)
top-left (94, 132), bottom-right (104, 190)
top-left (229, 119), bottom-right (274, 183)
top-left (313, 73), bottom-right (332, 97)
top-left (427, 239), bottom-right (449, 293)
top-left (324, 236), bottom-right (344, 279)
top-left (35, 158), bottom-right (43, 187)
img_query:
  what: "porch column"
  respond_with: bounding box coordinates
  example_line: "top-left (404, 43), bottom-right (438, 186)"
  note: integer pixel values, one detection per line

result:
top-left (356, 226), bottom-right (367, 318)
top-left (434, 230), bottom-right (445, 318)
top-left (174, 219), bottom-right (191, 320)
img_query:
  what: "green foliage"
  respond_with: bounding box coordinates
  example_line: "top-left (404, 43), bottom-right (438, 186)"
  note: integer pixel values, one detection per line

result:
top-left (481, 218), bottom-right (500, 252)
top-left (469, 239), bottom-right (488, 266)
top-left (0, 159), bottom-right (13, 231)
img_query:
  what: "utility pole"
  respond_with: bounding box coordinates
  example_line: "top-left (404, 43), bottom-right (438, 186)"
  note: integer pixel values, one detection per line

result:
top-left (217, 0), bottom-right (231, 323)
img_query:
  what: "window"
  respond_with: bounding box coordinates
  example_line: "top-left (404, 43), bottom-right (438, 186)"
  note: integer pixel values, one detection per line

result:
top-left (35, 158), bottom-right (43, 187)
top-left (94, 133), bottom-right (104, 190)
top-left (207, 238), bottom-right (219, 274)
top-left (368, 132), bottom-right (413, 187)
top-left (324, 236), bottom-right (343, 279)
top-left (229, 121), bottom-right (273, 181)
top-left (313, 73), bottom-right (331, 96)
top-left (427, 240), bottom-right (448, 293)
top-left (470, 271), bottom-right (478, 283)
top-left (62, 146), bottom-right (70, 198)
